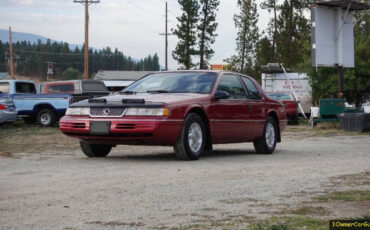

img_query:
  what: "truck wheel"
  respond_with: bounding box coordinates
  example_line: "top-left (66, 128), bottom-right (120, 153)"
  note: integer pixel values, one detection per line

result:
top-left (173, 113), bottom-right (206, 161)
top-left (37, 109), bottom-right (56, 127)
top-left (80, 141), bottom-right (112, 157)
top-left (253, 116), bottom-right (277, 154)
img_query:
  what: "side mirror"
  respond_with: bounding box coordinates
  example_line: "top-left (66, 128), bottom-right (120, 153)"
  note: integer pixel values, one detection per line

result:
top-left (214, 90), bottom-right (230, 100)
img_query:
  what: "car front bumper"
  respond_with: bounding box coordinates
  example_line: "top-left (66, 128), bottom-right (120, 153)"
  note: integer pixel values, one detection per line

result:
top-left (59, 115), bottom-right (183, 145)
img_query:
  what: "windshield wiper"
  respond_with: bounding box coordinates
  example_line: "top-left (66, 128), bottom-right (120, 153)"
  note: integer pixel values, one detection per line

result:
top-left (120, 91), bottom-right (137, 95)
top-left (147, 90), bottom-right (170, 94)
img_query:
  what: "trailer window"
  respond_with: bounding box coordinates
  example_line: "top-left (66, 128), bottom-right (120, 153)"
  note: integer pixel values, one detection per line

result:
top-left (82, 82), bottom-right (108, 92)
top-left (0, 82), bottom-right (10, 94)
top-left (47, 84), bottom-right (75, 93)
top-left (15, 82), bottom-right (36, 94)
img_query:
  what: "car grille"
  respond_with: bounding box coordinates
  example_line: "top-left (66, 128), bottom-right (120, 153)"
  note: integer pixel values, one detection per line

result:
top-left (90, 107), bottom-right (126, 117)
top-left (116, 123), bottom-right (136, 129)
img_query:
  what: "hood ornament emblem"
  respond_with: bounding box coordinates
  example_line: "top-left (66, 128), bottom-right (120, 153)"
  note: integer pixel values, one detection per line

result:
top-left (102, 108), bottom-right (110, 116)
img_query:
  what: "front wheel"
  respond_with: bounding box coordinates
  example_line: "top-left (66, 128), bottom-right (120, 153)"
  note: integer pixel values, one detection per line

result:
top-left (253, 117), bottom-right (277, 154)
top-left (173, 113), bottom-right (206, 160)
top-left (80, 141), bottom-right (112, 157)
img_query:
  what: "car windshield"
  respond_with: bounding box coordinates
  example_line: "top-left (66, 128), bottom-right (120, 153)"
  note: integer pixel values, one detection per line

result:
top-left (122, 72), bottom-right (218, 94)
top-left (268, 94), bottom-right (293, 101)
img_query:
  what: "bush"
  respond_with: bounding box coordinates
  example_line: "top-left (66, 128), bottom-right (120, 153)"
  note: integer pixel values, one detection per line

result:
top-left (61, 68), bottom-right (81, 80)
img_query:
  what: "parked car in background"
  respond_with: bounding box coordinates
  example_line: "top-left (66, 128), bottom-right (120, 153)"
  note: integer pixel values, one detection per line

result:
top-left (0, 80), bottom-right (71, 126)
top-left (40, 80), bottom-right (109, 103)
top-left (0, 97), bottom-right (17, 124)
top-left (60, 71), bottom-right (287, 160)
top-left (267, 93), bottom-right (298, 124)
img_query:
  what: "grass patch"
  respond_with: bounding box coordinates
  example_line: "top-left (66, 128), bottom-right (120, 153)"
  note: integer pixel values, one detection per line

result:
top-left (287, 206), bottom-right (328, 216)
top-left (0, 121), bottom-right (78, 153)
top-left (314, 190), bottom-right (370, 202)
top-left (249, 216), bottom-right (327, 230)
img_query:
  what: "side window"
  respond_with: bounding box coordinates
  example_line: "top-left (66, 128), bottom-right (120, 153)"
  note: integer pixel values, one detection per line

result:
top-left (48, 84), bottom-right (74, 93)
top-left (15, 82), bottom-right (36, 94)
top-left (241, 77), bottom-right (261, 100)
top-left (217, 74), bottom-right (247, 99)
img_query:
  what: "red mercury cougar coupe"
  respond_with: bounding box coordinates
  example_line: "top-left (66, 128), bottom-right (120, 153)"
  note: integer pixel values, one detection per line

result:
top-left (60, 71), bottom-right (287, 160)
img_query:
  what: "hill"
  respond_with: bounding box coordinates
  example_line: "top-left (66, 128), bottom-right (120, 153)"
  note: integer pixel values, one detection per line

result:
top-left (0, 29), bottom-right (82, 50)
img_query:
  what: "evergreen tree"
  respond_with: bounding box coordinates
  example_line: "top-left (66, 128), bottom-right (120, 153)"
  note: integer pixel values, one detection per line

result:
top-left (173, 0), bottom-right (200, 69)
top-left (231, 0), bottom-right (259, 73)
top-left (260, 0), bottom-right (278, 60)
top-left (198, 0), bottom-right (219, 69)
top-left (275, 0), bottom-right (310, 68)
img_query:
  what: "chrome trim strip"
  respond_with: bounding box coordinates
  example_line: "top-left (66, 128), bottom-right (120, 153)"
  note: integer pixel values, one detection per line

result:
top-left (64, 118), bottom-right (184, 122)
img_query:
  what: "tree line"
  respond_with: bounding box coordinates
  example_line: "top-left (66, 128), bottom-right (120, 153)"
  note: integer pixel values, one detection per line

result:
top-left (173, 0), bottom-right (369, 105)
top-left (0, 39), bottom-right (160, 80)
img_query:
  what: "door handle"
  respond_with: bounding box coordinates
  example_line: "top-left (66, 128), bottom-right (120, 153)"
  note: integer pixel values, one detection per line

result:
top-left (247, 104), bottom-right (253, 110)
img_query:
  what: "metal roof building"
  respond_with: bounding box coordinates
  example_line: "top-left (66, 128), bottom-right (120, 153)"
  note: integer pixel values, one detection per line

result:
top-left (94, 71), bottom-right (154, 81)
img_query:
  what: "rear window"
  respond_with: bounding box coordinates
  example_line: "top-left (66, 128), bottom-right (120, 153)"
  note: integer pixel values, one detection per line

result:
top-left (47, 84), bottom-right (75, 93)
top-left (0, 82), bottom-right (10, 94)
top-left (15, 82), bottom-right (36, 94)
top-left (82, 82), bottom-right (108, 92)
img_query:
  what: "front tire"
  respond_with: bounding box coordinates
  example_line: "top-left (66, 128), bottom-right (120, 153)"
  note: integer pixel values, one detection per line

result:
top-left (253, 116), bottom-right (277, 154)
top-left (80, 141), bottom-right (112, 157)
top-left (173, 113), bottom-right (206, 161)
top-left (37, 109), bottom-right (56, 127)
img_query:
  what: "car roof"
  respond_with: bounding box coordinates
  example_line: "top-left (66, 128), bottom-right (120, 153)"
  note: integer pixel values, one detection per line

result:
top-left (0, 79), bottom-right (35, 84)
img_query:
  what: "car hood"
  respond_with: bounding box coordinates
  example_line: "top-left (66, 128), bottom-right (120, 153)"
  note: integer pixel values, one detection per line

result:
top-left (70, 93), bottom-right (211, 108)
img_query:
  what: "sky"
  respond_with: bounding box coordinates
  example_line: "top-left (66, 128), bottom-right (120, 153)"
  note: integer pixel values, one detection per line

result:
top-left (0, 0), bottom-right (273, 70)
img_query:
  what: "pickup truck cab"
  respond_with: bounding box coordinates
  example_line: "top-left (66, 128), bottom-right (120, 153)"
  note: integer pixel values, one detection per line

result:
top-left (0, 80), bottom-right (71, 126)
top-left (40, 80), bottom-right (109, 103)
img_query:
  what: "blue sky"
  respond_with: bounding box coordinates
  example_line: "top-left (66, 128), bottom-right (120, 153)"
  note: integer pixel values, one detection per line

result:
top-left (0, 0), bottom-right (274, 69)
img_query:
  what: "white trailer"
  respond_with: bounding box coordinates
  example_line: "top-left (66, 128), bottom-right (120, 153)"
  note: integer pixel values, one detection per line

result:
top-left (261, 67), bottom-right (312, 115)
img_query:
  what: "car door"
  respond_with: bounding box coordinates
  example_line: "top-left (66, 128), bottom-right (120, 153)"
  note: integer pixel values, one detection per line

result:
top-left (208, 73), bottom-right (250, 143)
top-left (240, 76), bottom-right (266, 139)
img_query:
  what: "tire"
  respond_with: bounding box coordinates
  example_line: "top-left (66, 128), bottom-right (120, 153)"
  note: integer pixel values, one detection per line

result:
top-left (173, 113), bottom-right (206, 161)
top-left (37, 109), bottom-right (56, 127)
top-left (80, 141), bottom-right (112, 157)
top-left (253, 116), bottom-right (278, 154)
top-left (24, 117), bottom-right (35, 124)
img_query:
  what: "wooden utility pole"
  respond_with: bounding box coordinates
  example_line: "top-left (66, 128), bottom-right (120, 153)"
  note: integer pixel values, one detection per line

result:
top-left (9, 27), bottom-right (15, 79)
top-left (159, 2), bottom-right (173, 71)
top-left (74, 0), bottom-right (100, 79)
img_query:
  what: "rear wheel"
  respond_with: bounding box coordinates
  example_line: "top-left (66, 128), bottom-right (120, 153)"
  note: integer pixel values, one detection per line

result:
top-left (37, 109), bottom-right (56, 127)
top-left (80, 141), bottom-right (112, 157)
top-left (253, 116), bottom-right (277, 154)
top-left (173, 113), bottom-right (206, 160)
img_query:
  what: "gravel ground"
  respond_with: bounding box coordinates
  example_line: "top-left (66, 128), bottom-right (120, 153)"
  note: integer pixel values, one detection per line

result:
top-left (0, 134), bottom-right (369, 230)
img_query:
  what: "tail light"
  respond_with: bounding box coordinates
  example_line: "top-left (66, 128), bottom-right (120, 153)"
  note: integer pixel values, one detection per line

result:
top-left (0, 104), bottom-right (7, 110)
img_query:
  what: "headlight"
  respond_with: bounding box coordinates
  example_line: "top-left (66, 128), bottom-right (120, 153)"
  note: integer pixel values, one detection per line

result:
top-left (125, 108), bottom-right (170, 116)
top-left (66, 107), bottom-right (90, 116)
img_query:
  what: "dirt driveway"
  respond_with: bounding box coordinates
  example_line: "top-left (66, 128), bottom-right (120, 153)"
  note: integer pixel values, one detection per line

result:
top-left (0, 126), bottom-right (369, 229)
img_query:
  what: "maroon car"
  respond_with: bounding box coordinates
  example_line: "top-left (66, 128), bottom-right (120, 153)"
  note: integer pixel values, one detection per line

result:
top-left (266, 93), bottom-right (298, 124)
top-left (60, 71), bottom-right (287, 160)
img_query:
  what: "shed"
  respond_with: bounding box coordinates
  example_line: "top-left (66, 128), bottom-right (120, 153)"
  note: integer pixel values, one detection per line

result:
top-left (94, 71), bottom-right (154, 81)
top-left (0, 72), bottom-right (10, 80)
top-left (94, 71), bottom-right (155, 92)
